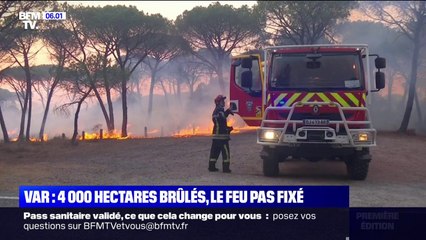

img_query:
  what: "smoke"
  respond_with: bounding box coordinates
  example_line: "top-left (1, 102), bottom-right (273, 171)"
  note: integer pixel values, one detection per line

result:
top-left (0, 58), bottom-right (241, 140)
top-left (335, 21), bottom-right (426, 134)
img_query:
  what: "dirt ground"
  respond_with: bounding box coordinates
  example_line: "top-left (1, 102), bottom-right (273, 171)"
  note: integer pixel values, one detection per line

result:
top-left (0, 131), bottom-right (425, 207)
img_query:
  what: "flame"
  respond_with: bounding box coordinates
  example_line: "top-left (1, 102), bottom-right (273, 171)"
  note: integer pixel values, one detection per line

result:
top-left (232, 125), bottom-right (258, 133)
top-left (29, 134), bottom-right (48, 142)
top-left (171, 117), bottom-right (258, 138)
top-left (3, 116), bottom-right (258, 143)
top-left (172, 125), bottom-right (212, 138)
top-left (8, 134), bottom-right (48, 142)
top-left (78, 130), bottom-right (129, 140)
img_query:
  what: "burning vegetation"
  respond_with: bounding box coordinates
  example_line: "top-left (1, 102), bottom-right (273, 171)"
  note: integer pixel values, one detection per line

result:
top-left (4, 116), bottom-right (258, 142)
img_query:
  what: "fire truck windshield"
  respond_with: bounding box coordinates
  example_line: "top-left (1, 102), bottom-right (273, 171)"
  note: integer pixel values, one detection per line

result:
top-left (270, 53), bottom-right (363, 90)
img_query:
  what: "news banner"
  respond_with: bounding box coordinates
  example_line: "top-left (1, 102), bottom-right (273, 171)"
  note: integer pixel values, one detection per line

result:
top-left (0, 186), bottom-right (424, 239)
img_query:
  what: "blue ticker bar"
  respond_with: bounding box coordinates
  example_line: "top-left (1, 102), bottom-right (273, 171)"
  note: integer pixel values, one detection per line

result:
top-left (19, 185), bottom-right (349, 208)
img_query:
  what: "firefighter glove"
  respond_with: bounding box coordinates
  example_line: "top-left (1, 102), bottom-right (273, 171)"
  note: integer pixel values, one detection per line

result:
top-left (227, 126), bottom-right (234, 133)
top-left (225, 108), bottom-right (234, 116)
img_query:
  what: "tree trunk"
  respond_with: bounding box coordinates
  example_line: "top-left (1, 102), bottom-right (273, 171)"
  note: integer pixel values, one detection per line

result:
top-left (103, 62), bottom-right (115, 132)
top-left (17, 103), bottom-right (26, 141)
top-left (0, 105), bottom-right (10, 143)
top-left (148, 68), bottom-right (157, 116)
top-left (414, 90), bottom-right (422, 123)
top-left (18, 78), bottom-right (29, 142)
top-left (105, 86), bottom-right (115, 132)
top-left (91, 84), bottom-right (111, 131)
top-left (71, 89), bottom-right (92, 145)
top-left (39, 65), bottom-right (63, 141)
top-left (25, 80), bottom-right (32, 141)
top-left (24, 57), bottom-right (32, 142)
top-left (160, 81), bottom-right (169, 108)
top-left (121, 71), bottom-right (128, 137)
top-left (39, 83), bottom-right (55, 141)
top-left (399, 38), bottom-right (420, 132)
top-left (83, 66), bottom-right (111, 132)
top-left (148, 62), bottom-right (159, 118)
top-left (401, 78), bottom-right (409, 110)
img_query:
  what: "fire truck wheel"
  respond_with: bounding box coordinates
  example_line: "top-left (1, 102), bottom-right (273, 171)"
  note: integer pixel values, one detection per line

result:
top-left (263, 157), bottom-right (279, 177)
top-left (345, 150), bottom-right (371, 180)
top-left (261, 147), bottom-right (279, 177)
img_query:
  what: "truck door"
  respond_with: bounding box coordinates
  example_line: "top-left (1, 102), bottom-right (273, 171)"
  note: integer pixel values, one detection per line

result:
top-left (229, 54), bottom-right (263, 126)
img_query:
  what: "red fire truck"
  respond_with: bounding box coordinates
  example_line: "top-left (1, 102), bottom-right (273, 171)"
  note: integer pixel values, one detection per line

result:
top-left (229, 44), bottom-right (386, 180)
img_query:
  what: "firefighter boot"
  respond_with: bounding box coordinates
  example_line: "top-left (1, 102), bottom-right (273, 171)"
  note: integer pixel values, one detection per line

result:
top-left (209, 161), bottom-right (219, 172)
top-left (223, 162), bottom-right (232, 173)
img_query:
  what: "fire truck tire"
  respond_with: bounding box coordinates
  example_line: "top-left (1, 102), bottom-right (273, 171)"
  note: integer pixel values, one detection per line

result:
top-left (263, 157), bottom-right (279, 177)
top-left (260, 147), bottom-right (279, 177)
top-left (345, 150), bottom-right (371, 180)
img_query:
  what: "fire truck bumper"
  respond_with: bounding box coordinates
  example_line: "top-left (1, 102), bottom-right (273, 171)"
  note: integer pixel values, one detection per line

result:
top-left (257, 127), bottom-right (376, 147)
top-left (257, 101), bottom-right (377, 148)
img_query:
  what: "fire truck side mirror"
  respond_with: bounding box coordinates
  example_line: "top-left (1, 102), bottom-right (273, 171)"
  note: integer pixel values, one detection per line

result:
top-left (241, 58), bottom-right (252, 69)
top-left (375, 57), bottom-right (386, 69)
top-left (241, 70), bottom-right (253, 89)
top-left (375, 71), bottom-right (385, 90)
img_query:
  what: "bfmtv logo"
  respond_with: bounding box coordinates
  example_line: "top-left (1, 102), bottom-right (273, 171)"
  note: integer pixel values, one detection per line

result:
top-left (18, 12), bottom-right (66, 30)
top-left (19, 12), bottom-right (41, 30)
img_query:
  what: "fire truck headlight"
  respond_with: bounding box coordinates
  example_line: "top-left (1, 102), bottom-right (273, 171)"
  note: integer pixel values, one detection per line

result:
top-left (260, 130), bottom-right (280, 142)
top-left (264, 131), bottom-right (276, 140)
top-left (358, 133), bottom-right (369, 141)
top-left (352, 132), bottom-right (371, 142)
top-left (351, 131), bottom-right (375, 145)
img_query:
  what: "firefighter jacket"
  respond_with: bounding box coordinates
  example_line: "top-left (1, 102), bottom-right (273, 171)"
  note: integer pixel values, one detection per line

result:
top-left (212, 106), bottom-right (233, 140)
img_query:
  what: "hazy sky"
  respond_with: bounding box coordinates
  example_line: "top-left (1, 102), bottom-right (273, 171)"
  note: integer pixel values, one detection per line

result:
top-left (63, 1), bottom-right (257, 20)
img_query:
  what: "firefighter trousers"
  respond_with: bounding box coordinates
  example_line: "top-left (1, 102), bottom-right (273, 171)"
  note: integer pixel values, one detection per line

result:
top-left (209, 139), bottom-right (230, 164)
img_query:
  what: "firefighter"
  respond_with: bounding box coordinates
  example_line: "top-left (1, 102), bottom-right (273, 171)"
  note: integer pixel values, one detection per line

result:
top-left (209, 95), bottom-right (234, 173)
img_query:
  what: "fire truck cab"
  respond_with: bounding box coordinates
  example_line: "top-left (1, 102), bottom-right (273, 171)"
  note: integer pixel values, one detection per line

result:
top-left (230, 44), bottom-right (386, 180)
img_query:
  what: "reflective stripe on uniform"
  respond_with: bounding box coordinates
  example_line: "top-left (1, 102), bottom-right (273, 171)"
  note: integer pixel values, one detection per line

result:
top-left (223, 145), bottom-right (230, 163)
top-left (212, 134), bottom-right (230, 140)
top-left (214, 118), bottom-right (220, 135)
top-left (209, 158), bottom-right (217, 162)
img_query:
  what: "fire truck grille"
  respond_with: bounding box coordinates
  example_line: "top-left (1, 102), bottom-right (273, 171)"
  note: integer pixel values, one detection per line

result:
top-left (307, 131), bottom-right (325, 141)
